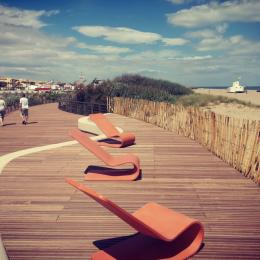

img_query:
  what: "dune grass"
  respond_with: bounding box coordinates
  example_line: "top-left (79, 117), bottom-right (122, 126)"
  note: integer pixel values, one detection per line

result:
top-left (175, 93), bottom-right (258, 107)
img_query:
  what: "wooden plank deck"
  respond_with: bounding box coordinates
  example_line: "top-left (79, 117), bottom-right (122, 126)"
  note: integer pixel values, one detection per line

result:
top-left (0, 103), bottom-right (260, 259)
top-left (0, 103), bottom-right (82, 156)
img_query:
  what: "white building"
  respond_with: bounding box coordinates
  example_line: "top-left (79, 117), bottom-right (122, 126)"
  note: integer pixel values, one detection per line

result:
top-left (227, 81), bottom-right (246, 93)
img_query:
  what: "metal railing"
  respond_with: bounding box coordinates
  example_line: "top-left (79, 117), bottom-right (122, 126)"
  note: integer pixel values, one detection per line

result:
top-left (5, 103), bottom-right (20, 114)
top-left (5, 99), bottom-right (57, 115)
top-left (58, 99), bottom-right (108, 115)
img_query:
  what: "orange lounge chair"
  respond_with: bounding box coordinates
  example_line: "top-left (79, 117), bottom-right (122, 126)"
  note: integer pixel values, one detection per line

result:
top-left (70, 129), bottom-right (141, 181)
top-left (89, 113), bottom-right (135, 148)
top-left (66, 178), bottom-right (204, 259)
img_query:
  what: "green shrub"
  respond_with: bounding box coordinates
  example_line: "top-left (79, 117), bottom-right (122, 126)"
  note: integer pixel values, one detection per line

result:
top-left (5, 95), bottom-right (19, 106)
top-left (113, 74), bottom-right (192, 96)
top-left (73, 82), bottom-right (110, 103)
top-left (72, 74), bottom-right (191, 104)
top-left (2, 92), bottom-right (66, 107)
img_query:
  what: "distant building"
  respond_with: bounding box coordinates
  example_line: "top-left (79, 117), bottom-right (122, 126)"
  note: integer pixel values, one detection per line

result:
top-left (63, 83), bottom-right (75, 91)
top-left (0, 79), bottom-right (7, 89)
top-left (0, 77), bottom-right (16, 89)
top-left (91, 78), bottom-right (104, 87)
top-left (227, 81), bottom-right (246, 93)
top-left (74, 72), bottom-right (87, 87)
top-left (0, 75), bottom-right (75, 92)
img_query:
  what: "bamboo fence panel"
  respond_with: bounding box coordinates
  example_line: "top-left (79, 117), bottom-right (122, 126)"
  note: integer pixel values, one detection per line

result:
top-left (109, 97), bottom-right (260, 185)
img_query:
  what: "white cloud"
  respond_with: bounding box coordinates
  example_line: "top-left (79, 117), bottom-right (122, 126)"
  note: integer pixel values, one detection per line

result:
top-left (168, 55), bottom-right (212, 61)
top-left (124, 50), bottom-right (179, 61)
top-left (136, 68), bottom-right (164, 73)
top-left (0, 23), bottom-right (76, 49)
top-left (73, 25), bottom-right (190, 47)
top-left (166, 0), bottom-right (207, 4)
top-left (186, 24), bottom-right (228, 40)
top-left (76, 42), bottom-right (131, 54)
top-left (131, 68), bottom-right (166, 78)
top-left (216, 23), bottom-right (228, 34)
top-left (166, 0), bottom-right (188, 4)
top-left (196, 32), bottom-right (260, 56)
top-left (0, 4), bottom-right (59, 28)
top-left (229, 38), bottom-right (260, 55)
top-left (162, 37), bottom-right (189, 46)
top-left (197, 34), bottom-right (244, 51)
top-left (186, 29), bottom-right (217, 39)
top-left (167, 0), bottom-right (260, 28)
top-left (73, 25), bottom-right (162, 44)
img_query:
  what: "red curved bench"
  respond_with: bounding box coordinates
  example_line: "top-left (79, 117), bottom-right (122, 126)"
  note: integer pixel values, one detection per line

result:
top-left (89, 113), bottom-right (135, 148)
top-left (66, 178), bottom-right (204, 259)
top-left (70, 129), bottom-right (140, 181)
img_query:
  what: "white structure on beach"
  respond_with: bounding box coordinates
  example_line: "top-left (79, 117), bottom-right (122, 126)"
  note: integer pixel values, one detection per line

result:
top-left (228, 81), bottom-right (246, 93)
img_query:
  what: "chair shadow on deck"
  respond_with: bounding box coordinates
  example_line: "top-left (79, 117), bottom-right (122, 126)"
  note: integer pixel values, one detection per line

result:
top-left (26, 121), bottom-right (38, 124)
top-left (93, 226), bottom-right (204, 260)
top-left (84, 166), bottom-right (142, 181)
top-left (66, 178), bottom-right (204, 260)
top-left (97, 138), bottom-right (122, 145)
top-left (2, 123), bottom-right (16, 126)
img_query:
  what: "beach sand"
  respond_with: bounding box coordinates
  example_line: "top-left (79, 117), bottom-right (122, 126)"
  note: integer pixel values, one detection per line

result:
top-left (193, 89), bottom-right (260, 121)
top-left (194, 89), bottom-right (260, 106)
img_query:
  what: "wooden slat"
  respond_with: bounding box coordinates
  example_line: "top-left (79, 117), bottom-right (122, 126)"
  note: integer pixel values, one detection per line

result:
top-left (0, 104), bottom-right (260, 259)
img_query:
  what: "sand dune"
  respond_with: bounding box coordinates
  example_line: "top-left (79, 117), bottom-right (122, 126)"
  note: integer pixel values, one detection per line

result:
top-left (193, 89), bottom-right (260, 121)
top-left (194, 89), bottom-right (260, 106)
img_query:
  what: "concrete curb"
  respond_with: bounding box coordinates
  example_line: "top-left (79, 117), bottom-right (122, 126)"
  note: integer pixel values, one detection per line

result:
top-left (0, 134), bottom-right (110, 175)
top-left (0, 235), bottom-right (9, 260)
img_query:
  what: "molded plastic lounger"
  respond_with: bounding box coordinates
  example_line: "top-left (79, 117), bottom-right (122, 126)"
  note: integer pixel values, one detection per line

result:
top-left (70, 129), bottom-right (140, 181)
top-left (66, 178), bottom-right (204, 260)
top-left (89, 113), bottom-right (135, 148)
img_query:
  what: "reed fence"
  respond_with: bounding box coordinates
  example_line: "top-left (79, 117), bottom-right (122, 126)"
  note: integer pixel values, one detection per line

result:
top-left (109, 97), bottom-right (260, 185)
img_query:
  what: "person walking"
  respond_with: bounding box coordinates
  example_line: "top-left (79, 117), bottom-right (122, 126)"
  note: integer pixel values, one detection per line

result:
top-left (19, 93), bottom-right (29, 125)
top-left (0, 95), bottom-right (6, 126)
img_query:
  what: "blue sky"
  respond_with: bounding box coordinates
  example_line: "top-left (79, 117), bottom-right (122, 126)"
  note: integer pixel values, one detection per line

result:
top-left (0, 0), bottom-right (260, 86)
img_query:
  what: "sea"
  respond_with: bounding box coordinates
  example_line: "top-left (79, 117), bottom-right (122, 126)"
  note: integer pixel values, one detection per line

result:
top-left (192, 86), bottom-right (260, 90)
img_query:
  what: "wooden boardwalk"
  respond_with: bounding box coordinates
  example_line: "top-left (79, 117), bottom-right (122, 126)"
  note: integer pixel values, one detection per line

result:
top-left (0, 103), bottom-right (260, 259)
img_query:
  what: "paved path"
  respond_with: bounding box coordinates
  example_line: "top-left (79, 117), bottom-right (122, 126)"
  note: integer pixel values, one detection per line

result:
top-left (0, 103), bottom-right (260, 259)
